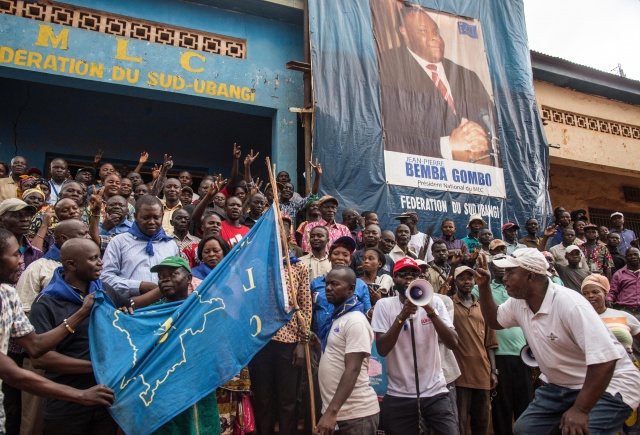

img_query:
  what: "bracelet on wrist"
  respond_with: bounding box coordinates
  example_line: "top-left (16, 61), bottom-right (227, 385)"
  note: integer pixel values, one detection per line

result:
top-left (63, 318), bottom-right (75, 334)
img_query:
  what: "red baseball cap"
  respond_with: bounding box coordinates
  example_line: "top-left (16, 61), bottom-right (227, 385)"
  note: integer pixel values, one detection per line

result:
top-left (393, 257), bottom-right (421, 276)
top-left (501, 222), bottom-right (520, 232)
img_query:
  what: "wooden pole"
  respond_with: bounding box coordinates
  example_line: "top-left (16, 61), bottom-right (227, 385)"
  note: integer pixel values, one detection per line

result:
top-left (265, 157), bottom-right (317, 427)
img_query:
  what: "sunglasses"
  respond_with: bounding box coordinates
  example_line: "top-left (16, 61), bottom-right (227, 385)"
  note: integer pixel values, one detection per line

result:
top-left (395, 271), bottom-right (419, 279)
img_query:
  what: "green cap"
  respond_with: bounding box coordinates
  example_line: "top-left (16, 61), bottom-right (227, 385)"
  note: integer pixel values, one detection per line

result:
top-left (150, 256), bottom-right (191, 273)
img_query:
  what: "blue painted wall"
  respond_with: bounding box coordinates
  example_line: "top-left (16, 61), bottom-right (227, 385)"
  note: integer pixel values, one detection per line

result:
top-left (0, 0), bottom-right (304, 183)
top-left (0, 77), bottom-right (274, 181)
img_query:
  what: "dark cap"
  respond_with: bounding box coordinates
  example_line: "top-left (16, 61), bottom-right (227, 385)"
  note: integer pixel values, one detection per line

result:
top-left (395, 210), bottom-right (418, 221)
top-left (76, 167), bottom-right (96, 177)
top-left (570, 209), bottom-right (587, 221)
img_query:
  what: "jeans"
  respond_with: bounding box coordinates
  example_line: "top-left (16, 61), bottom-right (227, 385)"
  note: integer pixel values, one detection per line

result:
top-left (447, 381), bottom-right (459, 428)
top-left (513, 383), bottom-right (631, 435)
top-left (337, 413), bottom-right (379, 434)
top-left (381, 393), bottom-right (459, 435)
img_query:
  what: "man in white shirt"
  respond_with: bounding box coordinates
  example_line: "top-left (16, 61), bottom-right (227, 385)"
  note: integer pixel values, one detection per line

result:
top-left (315, 266), bottom-right (379, 434)
top-left (371, 257), bottom-right (459, 434)
top-left (476, 249), bottom-right (640, 434)
top-left (46, 158), bottom-right (68, 205)
top-left (395, 210), bottom-right (434, 262)
top-left (299, 226), bottom-right (331, 282)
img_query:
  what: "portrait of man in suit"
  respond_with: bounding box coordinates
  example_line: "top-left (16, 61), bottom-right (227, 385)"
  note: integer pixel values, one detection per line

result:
top-left (374, 3), bottom-right (501, 167)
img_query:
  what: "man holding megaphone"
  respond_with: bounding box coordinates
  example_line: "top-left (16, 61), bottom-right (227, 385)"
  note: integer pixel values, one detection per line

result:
top-left (371, 257), bottom-right (459, 434)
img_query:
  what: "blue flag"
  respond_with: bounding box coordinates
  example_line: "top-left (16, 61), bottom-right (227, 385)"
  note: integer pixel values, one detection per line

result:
top-left (457, 21), bottom-right (478, 39)
top-left (89, 207), bottom-right (291, 434)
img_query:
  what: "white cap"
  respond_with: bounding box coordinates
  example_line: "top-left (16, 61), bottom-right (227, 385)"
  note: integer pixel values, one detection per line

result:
top-left (565, 245), bottom-right (581, 254)
top-left (454, 265), bottom-right (474, 279)
top-left (493, 248), bottom-right (550, 276)
top-left (466, 213), bottom-right (487, 228)
top-left (414, 259), bottom-right (429, 269)
top-left (610, 212), bottom-right (623, 219)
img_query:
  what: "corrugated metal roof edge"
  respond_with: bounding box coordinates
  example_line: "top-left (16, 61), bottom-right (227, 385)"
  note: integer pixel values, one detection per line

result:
top-left (530, 51), bottom-right (640, 106)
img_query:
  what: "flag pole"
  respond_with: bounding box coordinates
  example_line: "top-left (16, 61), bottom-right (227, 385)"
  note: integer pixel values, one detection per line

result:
top-left (265, 157), bottom-right (317, 427)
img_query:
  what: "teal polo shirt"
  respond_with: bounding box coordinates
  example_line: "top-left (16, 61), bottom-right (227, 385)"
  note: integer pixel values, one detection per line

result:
top-left (472, 281), bottom-right (526, 356)
top-left (462, 234), bottom-right (480, 252)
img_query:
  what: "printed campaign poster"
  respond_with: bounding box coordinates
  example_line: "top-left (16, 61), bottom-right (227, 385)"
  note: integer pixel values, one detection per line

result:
top-left (371, 0), bottom-right (506, 198)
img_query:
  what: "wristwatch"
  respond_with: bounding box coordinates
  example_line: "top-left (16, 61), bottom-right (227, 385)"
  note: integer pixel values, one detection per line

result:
top-left (491, 369), bottom-right (499, 375)
top-left (396, 316), bottom-right (406, 325)
top-left (427, 310), bottom-right (439, 319)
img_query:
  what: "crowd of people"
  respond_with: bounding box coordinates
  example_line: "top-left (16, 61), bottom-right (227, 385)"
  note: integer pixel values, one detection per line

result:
top-left (0, 148), bottom-right (639, 435)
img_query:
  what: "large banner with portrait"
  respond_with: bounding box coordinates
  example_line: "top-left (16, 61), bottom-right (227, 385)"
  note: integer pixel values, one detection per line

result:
top-left (308, 0), bottom-right (551, 234)
top-left (374, 2), bottom-right (504, 197)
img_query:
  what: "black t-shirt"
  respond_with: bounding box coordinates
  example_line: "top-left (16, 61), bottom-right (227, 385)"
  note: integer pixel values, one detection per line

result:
top-left (30, 292), bottom-right (97, 419)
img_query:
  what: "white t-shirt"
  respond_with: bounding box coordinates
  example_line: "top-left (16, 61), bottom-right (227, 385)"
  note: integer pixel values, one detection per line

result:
top-left (497, 280), bottom-right (640, 409)
top-left (318, 311), bottom-right (380, 421)
top-left (434, 294), bottom-right (460, 385)
top-left (371, 296), bottom-right (451, 398)
top-left (408, 232), bottom-right (434, 263)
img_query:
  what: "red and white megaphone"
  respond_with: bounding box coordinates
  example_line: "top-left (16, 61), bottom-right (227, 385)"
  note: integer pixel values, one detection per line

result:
top-left (406, 279), bottom-right (434, 307)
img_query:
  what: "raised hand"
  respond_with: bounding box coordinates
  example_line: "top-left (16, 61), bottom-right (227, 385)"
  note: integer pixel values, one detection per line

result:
top-left (93, 149), bottom-right (104, 164)
top-left (451, 251), bottom-right (463, 268)
top-left (233, 143), bottom-right (241, 160)
top-left (470, 247), bottom-right (480, 262)
top-left (250, 178), bottom-right (264, 196)
top-left (310, 158), bottom-right (322, 175)
top-left (162, 154), bottom-right (173, 170)
top-left (472, 254), bottom-right (492, 287)
top-left (244, 149), bottom-right (259, 166)
top-left (138, 151), bottom-right (149, 164)
top-left (151, 164), bottom-right (161, 180)
top-left (543, 224), bottom-right (558, 237)
top-left (206, 178), bottom-right (227, 198)
top-left (89, 186), bottom-right (104, 215)
top-left (439, 276), bottom-right (453, 295)
top-left (42, 210), bottom-right (56, 228)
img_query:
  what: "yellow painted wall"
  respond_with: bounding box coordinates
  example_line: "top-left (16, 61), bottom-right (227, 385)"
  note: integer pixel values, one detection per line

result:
top-left (549, 163), bottom-right (640, 216)
top-left (534, 80), bottom-right (640, 177)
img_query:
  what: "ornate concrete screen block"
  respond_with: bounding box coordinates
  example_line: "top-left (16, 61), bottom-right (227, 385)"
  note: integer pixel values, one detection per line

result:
top-left (541, 106), bottom-right (640, 140)
top-left (0, 0), bottom-right (247, 59)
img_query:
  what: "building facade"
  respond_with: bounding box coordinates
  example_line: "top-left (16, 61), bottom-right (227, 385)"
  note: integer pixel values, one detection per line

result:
top-left (0, 0), bottom-right (304, 185)
top-left (532, 52), bottom-right (640, 234)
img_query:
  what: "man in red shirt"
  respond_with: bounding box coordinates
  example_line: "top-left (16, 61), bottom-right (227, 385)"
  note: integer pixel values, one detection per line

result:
top-left (220, 196), bottom-right (249, 247)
